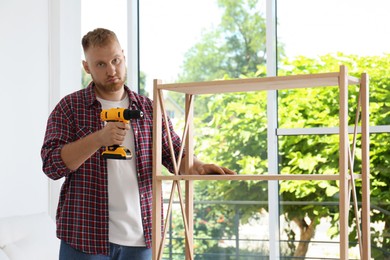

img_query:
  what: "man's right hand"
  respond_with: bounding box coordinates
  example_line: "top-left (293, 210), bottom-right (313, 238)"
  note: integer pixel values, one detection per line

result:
top-left (97, 122), bottom-right (130, 146)
top-left (61, 122), bottom-right (130, 171)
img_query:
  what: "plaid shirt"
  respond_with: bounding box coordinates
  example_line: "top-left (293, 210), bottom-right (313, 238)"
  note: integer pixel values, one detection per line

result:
top-left (41, 83), bottom-right (182, 255)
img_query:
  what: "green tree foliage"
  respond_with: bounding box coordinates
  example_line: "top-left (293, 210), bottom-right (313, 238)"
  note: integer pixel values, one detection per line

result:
top-left (164, 0), bottom-right (390, 258)
top-left (82, 68), bottom-right (92, 88)
top-left (178, 0), bottom-right (268, 83)
top-left (170, 0), bottom-right (274, 118)
top-left (188, 53), bottom-right (390, 258)
top-left (280, 54), bottom-right (390, 258)
top-left (139, 71), bottom-right (148, 97)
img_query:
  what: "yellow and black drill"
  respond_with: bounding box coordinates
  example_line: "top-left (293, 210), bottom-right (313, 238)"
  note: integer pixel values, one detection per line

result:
top-left (100, 107), bottom-right (143, 160)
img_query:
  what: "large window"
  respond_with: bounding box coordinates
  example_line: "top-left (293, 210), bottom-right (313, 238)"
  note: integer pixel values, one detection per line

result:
top-left (79, 0), bottom-right (389, 258)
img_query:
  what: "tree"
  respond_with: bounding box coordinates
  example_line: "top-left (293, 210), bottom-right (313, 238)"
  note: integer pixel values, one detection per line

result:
top-left (279, 54), bottom-right (390, 258)
top-left (81, 68), bottom-right (92, 88)
top-left (189, 54), bottom-right (390, 258)
top-left (165, 0), bottom-right (389, 258)
top-left (178, 0), bottom-right (269, 83)
top-left (138, 71), bottom-right (148, 97)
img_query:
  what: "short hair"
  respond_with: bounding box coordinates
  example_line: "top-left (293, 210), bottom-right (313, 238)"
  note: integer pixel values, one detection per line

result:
top-left (81, 28), bottom-right (120, 52)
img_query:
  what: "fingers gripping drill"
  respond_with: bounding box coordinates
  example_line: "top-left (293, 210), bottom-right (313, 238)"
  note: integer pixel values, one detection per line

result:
top-left (100, 107), bottom-right (143, 160)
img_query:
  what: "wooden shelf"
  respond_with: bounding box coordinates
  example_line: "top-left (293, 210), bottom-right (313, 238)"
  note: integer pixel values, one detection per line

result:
top-left (157, 72), bottom-right (360, 95)
top-left (152, 65), bottom-right (370, 260)
top-left (155, 173), bottom-right (361, 181)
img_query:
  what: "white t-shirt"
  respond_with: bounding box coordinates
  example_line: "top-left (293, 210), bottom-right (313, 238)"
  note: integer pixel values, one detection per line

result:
top-left (97, 95), bottom-right (145, 246)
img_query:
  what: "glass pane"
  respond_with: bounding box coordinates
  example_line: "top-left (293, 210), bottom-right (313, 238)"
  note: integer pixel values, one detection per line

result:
top-left (140, 0), bottom-right (269, 170)
top-left (369, 133), bottom-right (390, 258)
top-left (140, 0), bottom-right (222, 96)
top-left (141, 1), bottom-right (270, 258)
top-left (140, 0), bottom-right (267, 95)
top-left (277, 0), bottom-right (390, 258)
top-left (277, 0), bottom-right (390, 58)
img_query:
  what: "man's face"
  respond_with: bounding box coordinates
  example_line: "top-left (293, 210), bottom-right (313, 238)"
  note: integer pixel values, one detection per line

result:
top-left (83, 40), bottom-right (126, 93)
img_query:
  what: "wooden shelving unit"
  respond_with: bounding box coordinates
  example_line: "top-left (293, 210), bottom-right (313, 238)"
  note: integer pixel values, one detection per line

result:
top-left (152, 65), bottom-right (370, 259)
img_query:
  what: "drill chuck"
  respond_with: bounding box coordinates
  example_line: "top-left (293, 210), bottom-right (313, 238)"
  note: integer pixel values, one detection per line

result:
top-left (123, 109), bottom-right (143, 120)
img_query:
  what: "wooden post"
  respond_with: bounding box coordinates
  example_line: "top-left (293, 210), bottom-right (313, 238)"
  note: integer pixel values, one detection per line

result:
top-left (339, 65), bottom-right (350, 259)
top-left (361, 73), bottom-right (371, 259)
top-left (184, 94), bottom-right (194, 259)
top-left (152, 79), bottom-right (163, 260)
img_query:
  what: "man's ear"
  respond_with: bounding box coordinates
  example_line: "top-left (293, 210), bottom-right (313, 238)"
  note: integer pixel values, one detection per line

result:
top-left (82, 60), bottom-right (91, 74)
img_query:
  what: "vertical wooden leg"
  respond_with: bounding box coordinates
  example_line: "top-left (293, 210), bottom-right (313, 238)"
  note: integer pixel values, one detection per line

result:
top-left (361, 73), bottom-right (371, 259)
top-left (185, 94), bottom-right (194, 259)
top-left (152, 79), bottom-right (163, 260)
top-left (339, 65), bottom-right (349, 259)
top-left (185, 181), bottom-right (194, 259)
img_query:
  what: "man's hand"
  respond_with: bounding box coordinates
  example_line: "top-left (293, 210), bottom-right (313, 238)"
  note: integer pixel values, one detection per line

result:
top-left (191, 163), bottom-right (236, 175)
top-left (61, 122), bottom-right (130, 171)
top-left (180, 156), bottom-right (236, 175)
top-left (97, 122), bottom-right (130, 146)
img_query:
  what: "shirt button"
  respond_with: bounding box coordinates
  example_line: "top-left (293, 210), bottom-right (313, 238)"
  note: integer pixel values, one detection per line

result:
top-left (135, 130), bottom-right (138, 135)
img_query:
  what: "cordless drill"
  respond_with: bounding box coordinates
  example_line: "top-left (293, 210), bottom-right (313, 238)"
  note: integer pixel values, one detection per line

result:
top-left (100, 107), bottom-right (143, 160)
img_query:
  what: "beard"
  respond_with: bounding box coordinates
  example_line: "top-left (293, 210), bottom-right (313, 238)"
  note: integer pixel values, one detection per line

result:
top-left (92, 72), bottom-right (127, 93)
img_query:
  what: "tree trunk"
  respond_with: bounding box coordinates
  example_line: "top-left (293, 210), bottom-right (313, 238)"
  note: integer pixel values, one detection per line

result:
top-left (293, 217), bottom-right (317, 257)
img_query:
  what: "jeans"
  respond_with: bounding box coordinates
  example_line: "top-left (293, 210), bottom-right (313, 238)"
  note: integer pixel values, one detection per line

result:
top-left (59, 240), bottom-right (152, 260)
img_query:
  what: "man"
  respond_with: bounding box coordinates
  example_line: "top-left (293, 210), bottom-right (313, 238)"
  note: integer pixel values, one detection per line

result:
top-left (41, 28), bottom-right (235, 260)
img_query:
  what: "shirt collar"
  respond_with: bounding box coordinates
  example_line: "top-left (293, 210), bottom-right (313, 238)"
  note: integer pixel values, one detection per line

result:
top-left (85, 82), bottom-right (136, 108)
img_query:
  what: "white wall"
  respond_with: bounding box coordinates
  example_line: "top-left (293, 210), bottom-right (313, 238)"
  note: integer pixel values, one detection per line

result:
top-left (0, 0), bottom-right (50, 218)
top-left (0, 0), bottom-right (80, 218)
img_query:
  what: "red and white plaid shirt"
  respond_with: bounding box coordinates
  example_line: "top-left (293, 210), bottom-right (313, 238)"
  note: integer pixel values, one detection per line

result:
top-left (41, 83), bottom-right (182, 255)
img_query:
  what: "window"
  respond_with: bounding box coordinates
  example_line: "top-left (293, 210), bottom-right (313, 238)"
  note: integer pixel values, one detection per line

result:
top-left (277, 0), bottom-right (390, 258)
top-left (78, 0), bottom-right (389, 258)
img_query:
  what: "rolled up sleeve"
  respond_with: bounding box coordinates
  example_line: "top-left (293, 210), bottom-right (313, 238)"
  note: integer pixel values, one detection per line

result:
top-left (41, 101), bottom-right (75, 180)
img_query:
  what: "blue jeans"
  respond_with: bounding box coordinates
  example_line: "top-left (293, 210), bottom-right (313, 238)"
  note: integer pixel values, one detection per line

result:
top-left (59, 241), bottom-right (152, 260)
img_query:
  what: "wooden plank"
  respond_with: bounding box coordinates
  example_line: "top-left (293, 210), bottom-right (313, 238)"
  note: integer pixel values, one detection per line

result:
top-left (184, 94), bottom-right (194, 259)
top-left (157, 72), bottom-right (360, 95)
top-left (155, 174), bottom-right (362, 181)
top-left (152, 79), bottom-right (163, 260)
top-left (338, 65), bottom-right (350, 259)
top-left (361, 72), bottom-right (371, 259)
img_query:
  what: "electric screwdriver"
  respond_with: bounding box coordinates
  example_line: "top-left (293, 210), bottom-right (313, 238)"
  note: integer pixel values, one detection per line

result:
top-left (100, 107), bottom-right (143, 160)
